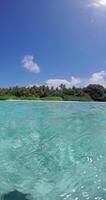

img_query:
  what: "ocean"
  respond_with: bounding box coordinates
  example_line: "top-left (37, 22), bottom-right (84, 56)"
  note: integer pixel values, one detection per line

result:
top-left (0, 101), bottom-right (106, 200)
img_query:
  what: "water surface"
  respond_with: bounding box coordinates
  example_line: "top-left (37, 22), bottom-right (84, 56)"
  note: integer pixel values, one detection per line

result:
top-left (0, 101), bottom-right (106, 200)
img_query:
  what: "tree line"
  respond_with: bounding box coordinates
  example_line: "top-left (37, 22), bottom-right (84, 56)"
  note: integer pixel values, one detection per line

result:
top-left (0, 84), bottom-right (106, 101)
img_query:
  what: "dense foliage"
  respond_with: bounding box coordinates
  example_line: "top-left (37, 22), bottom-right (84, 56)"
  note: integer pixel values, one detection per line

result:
top-left (0, 84), bottom-right (106, 101)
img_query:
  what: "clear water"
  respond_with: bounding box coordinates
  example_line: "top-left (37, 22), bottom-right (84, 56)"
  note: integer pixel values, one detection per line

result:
top-left (0, 101), bottom-right (106, 200)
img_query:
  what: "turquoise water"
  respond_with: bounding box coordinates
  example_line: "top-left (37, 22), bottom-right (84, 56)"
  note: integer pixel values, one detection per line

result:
top-left (0, 101), bottom-right (106, 200)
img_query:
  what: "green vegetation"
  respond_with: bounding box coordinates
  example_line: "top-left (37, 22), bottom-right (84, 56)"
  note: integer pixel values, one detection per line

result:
top-left (0, 84), bottom-right (106, 101)
top-left (41, 96), bottom-right (63, 101)
top-left (0, 96), bottom-right (41, 100)
top-left (0, 96), bottom-right (63, 101)
top-left (63, 94), bottom-right (92, 101)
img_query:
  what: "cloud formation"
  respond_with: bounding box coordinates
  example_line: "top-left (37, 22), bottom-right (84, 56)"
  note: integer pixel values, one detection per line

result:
top-left (70, 76), bottom-right (81, 87)
top-left (46, 79), bottom-right (71, 88)
top-left (46, 76), bottom-right (81, 88)
top-left (46, 71), bottom-right (106, 88)
top-left (22, 55), bottom-right (40, 73)
top-left (88, 70), bottom-right (106, 86)
top-left (88, 0), bottom-right (106, 8)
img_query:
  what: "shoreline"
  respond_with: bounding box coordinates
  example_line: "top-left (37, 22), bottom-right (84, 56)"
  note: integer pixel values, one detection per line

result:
top-left (4, 99), bottom-right (106, 103)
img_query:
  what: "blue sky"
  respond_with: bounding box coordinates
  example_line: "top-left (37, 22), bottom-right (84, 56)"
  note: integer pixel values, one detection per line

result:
top-left (1, 0), bottom-right (106, 87)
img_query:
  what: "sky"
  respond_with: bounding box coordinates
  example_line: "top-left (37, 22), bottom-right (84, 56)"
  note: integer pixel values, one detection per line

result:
top-left (1, 0), bottom-right (106, 88)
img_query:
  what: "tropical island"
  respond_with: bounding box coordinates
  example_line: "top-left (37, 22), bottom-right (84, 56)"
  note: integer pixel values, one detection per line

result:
top-left (0, 84), bottom-right (106, 102)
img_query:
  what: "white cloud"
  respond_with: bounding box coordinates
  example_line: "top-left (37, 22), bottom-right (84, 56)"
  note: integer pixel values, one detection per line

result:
top-left (46, 71), bottom-right (106, 88)
top-left (87, 70), bottom-right (106, 86)
top-left (46, 76), bottom-right (81, 88)
top-left (26, 84), bottom-right (40, 88)
top-left (46, 79), bottom-right (71, 88)
top-left (22, 55), bottom-right (40, 73)
top-left (70, 76), bottom-right (81, 87)
top-left (24, 68), bottom-right (106, 88)
top-left (88, 0), bottom-right (106, 8)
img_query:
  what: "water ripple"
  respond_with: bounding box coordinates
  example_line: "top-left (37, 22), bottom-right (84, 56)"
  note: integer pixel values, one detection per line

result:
top-left (0, 102), bottom-right (106, 199)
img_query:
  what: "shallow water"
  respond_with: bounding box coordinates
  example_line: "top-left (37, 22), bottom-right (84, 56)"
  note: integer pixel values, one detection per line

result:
top-left (0, 101), bottom-right (106, 200)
